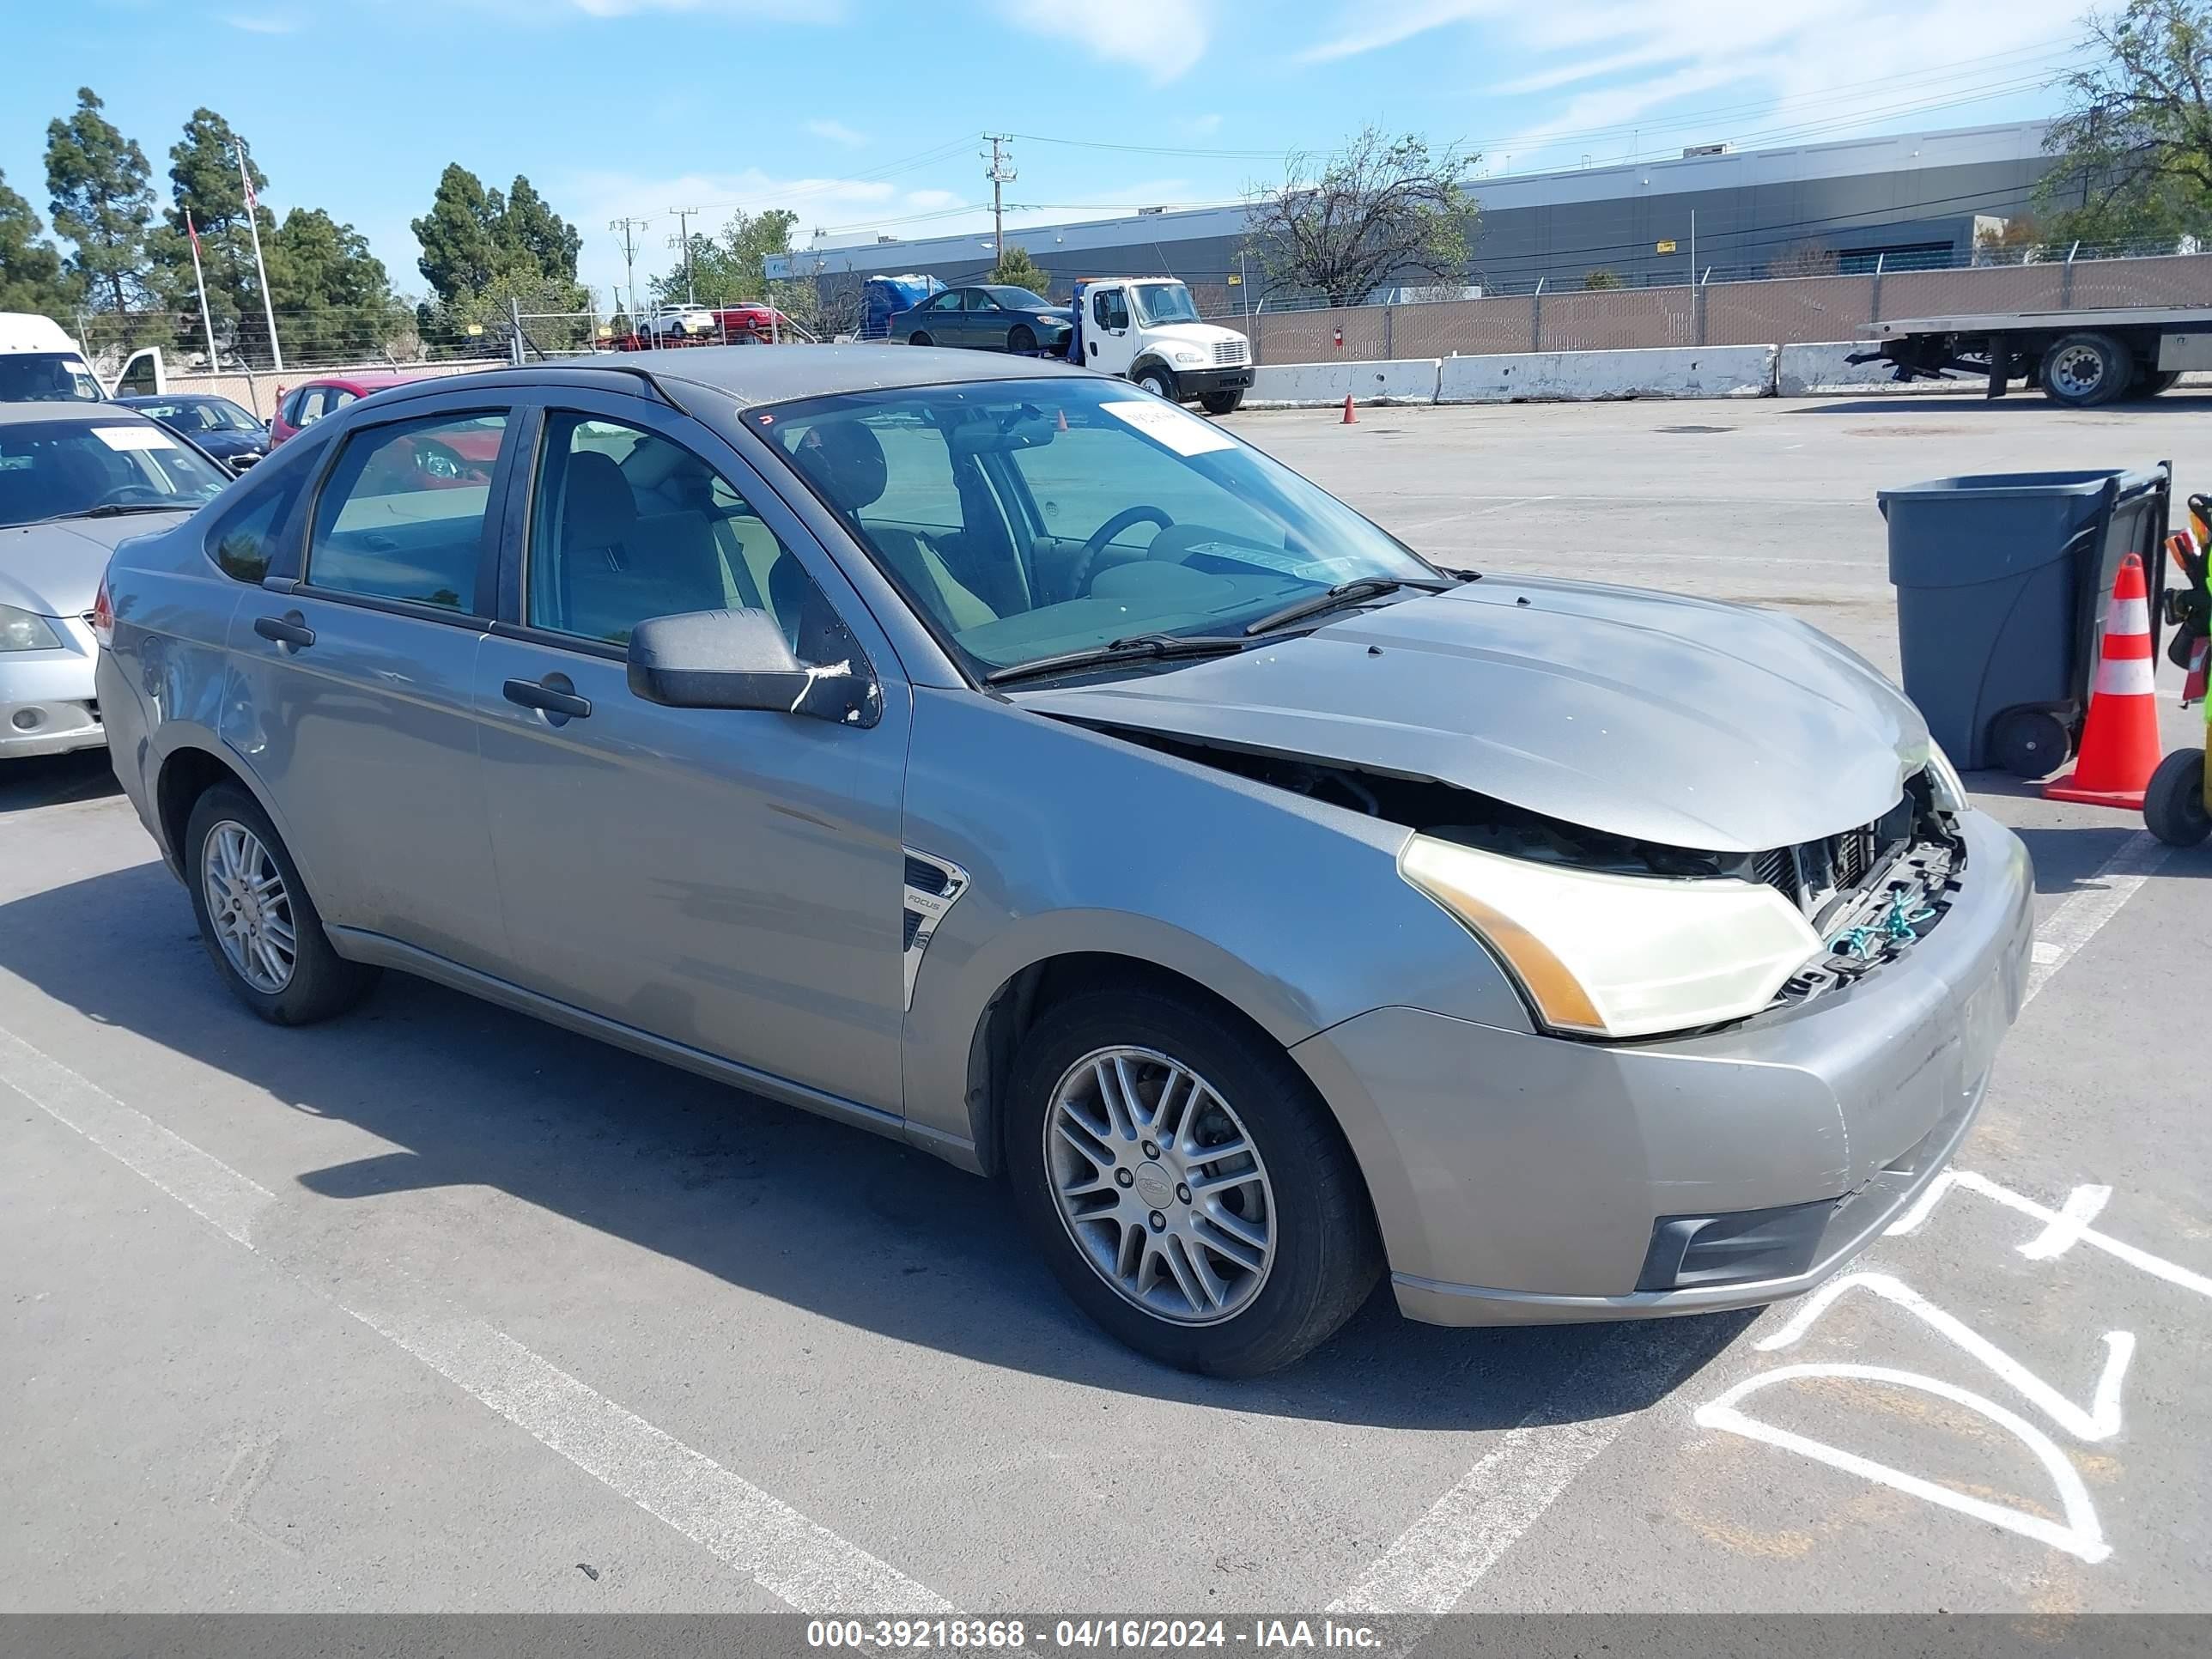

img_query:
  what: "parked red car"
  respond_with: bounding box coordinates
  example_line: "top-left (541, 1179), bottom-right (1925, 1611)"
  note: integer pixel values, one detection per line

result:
top-left (267, 373), bottom-right (503, 483)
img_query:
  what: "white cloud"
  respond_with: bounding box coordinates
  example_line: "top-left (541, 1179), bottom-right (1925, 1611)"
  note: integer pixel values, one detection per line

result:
top-left (222, 12), bottom-right (299, 31)
top-left (805, 118), bottom-right (868, 149)
top-left (994, 0), bottom-right (1216, 83)
top-left (903, 189), bottom-right (961, 210)
top-left (1304, 0), bottom-right (2086, 173)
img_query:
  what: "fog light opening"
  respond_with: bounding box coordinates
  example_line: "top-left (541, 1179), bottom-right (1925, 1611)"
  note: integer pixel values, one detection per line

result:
top-left (10, 708), bottom-right (44, 732)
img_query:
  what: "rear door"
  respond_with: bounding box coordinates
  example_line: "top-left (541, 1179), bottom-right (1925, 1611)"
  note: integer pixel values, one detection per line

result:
top-left (227, 398), bottom-right (517, 969)
top-left (471, 388), bottom-right (913, 1115)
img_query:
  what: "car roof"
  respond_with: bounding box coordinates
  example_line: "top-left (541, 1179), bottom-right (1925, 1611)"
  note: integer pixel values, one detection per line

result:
top-left (368, 344), bottom-right (1094, 413)
top-left (299, 371), bottom-right (421, 392)
top-left (0, 400), bottom-right (161, 428)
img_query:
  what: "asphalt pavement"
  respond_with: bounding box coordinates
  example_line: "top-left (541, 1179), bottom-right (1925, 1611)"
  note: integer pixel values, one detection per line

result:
top-left (3, 390), bottom-right (2208, 1618)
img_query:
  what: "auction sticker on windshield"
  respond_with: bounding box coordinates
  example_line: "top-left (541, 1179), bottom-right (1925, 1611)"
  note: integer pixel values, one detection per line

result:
top-left (1099, 398), bottom-right (1236, 456)
top-left (91, 426), bottom-right (179, 452)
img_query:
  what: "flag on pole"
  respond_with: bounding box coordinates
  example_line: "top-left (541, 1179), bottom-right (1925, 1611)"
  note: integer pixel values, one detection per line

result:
top-left (236, 141), bottom-right (283, 374)
top-left (185, 209), bottom-right (202, 258)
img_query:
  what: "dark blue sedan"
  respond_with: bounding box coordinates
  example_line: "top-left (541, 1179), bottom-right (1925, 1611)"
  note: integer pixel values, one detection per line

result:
top-left (892, 285), bottom-right (1073, 356)
top-left (114, 393), bottom-right (270, 469)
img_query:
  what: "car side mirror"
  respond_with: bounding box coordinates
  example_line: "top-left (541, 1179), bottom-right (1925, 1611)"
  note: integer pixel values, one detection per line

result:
top-left (626, 609), bottom-right (880, 726)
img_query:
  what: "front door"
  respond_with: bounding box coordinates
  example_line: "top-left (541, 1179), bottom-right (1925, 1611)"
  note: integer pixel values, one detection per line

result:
top-left (471, 396), bottom-right (912, 1116)
top-left (228, 403), bottom-right (514, 969)
top-left (1084, 283), bottom-right (1136, 376)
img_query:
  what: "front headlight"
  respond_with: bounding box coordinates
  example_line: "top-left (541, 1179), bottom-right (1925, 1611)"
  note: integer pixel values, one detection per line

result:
top-left (0, 605), bottom-right (65, 653)
top-left (1400, 834), bottom-right (1823, 1039)
top-left (1923, 740), bottom-right (1968, 816)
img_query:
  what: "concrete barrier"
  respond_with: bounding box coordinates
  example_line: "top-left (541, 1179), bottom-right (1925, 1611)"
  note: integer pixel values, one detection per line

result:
top-left (1775, 341), bottom-right (1946, 396)
top-left (1246, 358), bottom-right (1441, 408)
top-left (1437, 344), bottom-right (1776, 404)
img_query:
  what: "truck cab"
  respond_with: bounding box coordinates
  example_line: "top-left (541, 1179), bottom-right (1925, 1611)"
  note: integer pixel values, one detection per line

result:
top-left (1070, 278), bottom-right (1253, 414)
top-left (1, 313), bottom-right (102, 404)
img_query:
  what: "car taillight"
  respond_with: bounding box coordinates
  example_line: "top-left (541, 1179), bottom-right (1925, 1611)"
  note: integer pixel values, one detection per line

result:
top-left (90, 576), bottom-right (114, 649)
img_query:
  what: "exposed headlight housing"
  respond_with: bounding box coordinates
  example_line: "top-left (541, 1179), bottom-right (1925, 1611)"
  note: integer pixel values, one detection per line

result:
top-left (1400, 834), bottom-right (1824, 1039)
top-left (1923, 740), bottom-right (1968, 816)
top-left (1169, 348), bottom-right (1206, 366)
top-left (0, 605), bottom-right (65, 653)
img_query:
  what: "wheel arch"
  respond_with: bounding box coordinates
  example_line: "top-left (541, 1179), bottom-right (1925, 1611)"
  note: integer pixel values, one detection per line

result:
top-left (1130, 355), bottom-right (1179, 393)
top-left (152, 738), bottom-right (313, 891)
top-left (957, 950), bottom-right (1364, 1196)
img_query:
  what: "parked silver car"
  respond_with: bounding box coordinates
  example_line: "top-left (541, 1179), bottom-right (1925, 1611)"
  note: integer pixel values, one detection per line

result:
top-left (95, 349), bottom-right (2033, 1374)
top-left (3, 403), bottom-right (228, 759)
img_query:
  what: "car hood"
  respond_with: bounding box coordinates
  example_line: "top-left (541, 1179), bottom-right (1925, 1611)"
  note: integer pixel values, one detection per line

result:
top-left (1140, 322), bottom-right (1246, 349)
top-left (0, 511), bottom-right (192, 615)
top-left (1007, 576), bottom-right (1930, 854)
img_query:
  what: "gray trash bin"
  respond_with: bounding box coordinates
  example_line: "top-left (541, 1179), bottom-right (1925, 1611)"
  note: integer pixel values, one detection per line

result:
top-left (1879, 465), bottom-right (2169, 775)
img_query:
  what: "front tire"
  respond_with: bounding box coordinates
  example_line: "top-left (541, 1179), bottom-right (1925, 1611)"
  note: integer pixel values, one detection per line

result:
top-left (1003, 987), bottom-right (1382, 1376)
top-left (1135, 366), bottom-right (1177, 401)
top-left (2041, 332), bottom-right (2130, 408)
top-left (185, 784), bottom-right (379, 1024)
top-left (1009, 325), bottom-right (1037, 355)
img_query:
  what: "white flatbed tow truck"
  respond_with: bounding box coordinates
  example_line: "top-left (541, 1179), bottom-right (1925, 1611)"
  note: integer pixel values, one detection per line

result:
top-left (1854, 303), bottom-right (2212, 406)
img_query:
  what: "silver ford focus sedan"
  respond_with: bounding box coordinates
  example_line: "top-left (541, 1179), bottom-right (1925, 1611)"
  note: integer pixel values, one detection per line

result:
top-left (94, 349), bottom-right (2033, 1375)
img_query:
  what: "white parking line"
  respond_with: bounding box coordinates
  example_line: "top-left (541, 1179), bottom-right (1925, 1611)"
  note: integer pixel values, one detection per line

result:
top-left (1328, 1322), bottom-right (1713, 1614)
top-left (0, 1024), bottom-right (953, 1614)
top-left (2023, 830), bottom-right (2172, 1006)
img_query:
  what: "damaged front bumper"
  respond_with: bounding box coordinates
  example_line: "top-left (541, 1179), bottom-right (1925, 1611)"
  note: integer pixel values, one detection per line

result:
top-left (1289, 807), bottom-right (2034, 1327)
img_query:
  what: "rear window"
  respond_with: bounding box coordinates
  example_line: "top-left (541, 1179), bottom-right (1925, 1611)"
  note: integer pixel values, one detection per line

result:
top-left (305, 411), bottom-right (507, 612)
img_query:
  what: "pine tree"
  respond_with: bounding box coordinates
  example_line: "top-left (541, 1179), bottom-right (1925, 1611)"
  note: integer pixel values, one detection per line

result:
top-left (0, 167), bottom-right (82, 315)
top-left (43, 88), bottom-right (157, 325)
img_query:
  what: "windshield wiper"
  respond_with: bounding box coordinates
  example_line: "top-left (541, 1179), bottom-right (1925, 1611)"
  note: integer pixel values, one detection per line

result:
top-left (1242, 574), bottom-right (1457, 637)
top-left (984, 632), bottom-right (1249, 687)
top-left (35, 502), bottom-right (189, 523)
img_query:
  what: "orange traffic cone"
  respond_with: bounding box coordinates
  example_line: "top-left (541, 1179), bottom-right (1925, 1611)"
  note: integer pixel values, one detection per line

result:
top-left (1055, 407), bottom-right (1068, 432)
top-left (1340, 393), bottom-right (1357, 424)
top-left (2045, 552), bottom-right (2164, 808)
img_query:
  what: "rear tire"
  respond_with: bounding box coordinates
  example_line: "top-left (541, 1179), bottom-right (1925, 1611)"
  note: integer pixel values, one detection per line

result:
top-left (1002, 986), bottom-right (1382, 1376)
top-left (2144, 749), bottom-right (2210, 846)
top-left (184, 784), bottom-right (379, 1025)
top-left (2040, 332), bottom-right (2130, 408)
top-left (1201, 391), bottom-right (1244, 416)
top-left (2142, 368), bottom-right (2184, 397)
top-left (908, 331), bottom-right (933, 347)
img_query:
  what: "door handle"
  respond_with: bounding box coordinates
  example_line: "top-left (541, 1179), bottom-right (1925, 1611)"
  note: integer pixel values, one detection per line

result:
top-left (502, 677), bottom-right (592, 720)
top-left (253, 614), bottom-right (315, 648)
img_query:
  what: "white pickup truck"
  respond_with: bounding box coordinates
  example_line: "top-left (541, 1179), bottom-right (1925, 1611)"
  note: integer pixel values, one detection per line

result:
top-left (1068, 277), bottom-right (1254, 414)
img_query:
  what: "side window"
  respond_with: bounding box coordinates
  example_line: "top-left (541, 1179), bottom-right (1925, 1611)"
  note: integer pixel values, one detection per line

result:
top-left (305, 410), bottom-right (508, 613)
top-left (204, 471), bottom-right (303, 585)
top-left (527, 412), bottom-right (856, 664)
top-left (328, 389), bottom-right (359, 414)
top-left (1091, 289), bottom-right (1127, 330)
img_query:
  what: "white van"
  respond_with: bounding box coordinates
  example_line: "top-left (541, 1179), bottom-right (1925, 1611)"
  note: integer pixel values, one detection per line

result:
top-left (1, 313), bottom-right (103, 404)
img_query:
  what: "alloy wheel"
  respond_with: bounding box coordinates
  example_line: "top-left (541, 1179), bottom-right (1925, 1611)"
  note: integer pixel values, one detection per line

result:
top-left (202, 820), bottom-right (297, 994)
top-left (1043, 1046), bottom-right (1277, 1325)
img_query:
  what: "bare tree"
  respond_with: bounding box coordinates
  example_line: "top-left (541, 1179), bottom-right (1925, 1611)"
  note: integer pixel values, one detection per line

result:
top-left (1767, 240), bottom-right (1841, 278)
top-left (1581, 268), bottom-right (1625, 289)
top-left (1246, 129), bottom-right (1474, 308)
top-left (2043, 0), bottom-right (2212, 240)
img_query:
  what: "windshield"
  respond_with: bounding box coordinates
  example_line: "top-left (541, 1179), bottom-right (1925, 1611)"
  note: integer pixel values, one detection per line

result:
top-left (984, 287), bottom-right (1050, 309)
top-left (757, 377), bottom-right (1437, 678)
top-left (134, 398), bottom-right (259, 433)
top-left (1128, 283), bottom-right (1200, 327)
top-left (0, 420), bottom-right (229, 528)
top-left (0, 352), bottom-right (103, 404)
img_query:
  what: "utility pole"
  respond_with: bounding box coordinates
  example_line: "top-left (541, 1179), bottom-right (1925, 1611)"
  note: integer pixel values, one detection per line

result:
top-left (609, 216), bottom-right (649, 322)
top-left (668, 205), bottom-right (702, 303)
top-left (982, 135), bottom-right (1016, 275)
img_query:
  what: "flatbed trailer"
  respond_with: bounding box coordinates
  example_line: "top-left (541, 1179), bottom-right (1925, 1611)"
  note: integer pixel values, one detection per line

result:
top-left (1853, 304), bottom-right (2212, 406)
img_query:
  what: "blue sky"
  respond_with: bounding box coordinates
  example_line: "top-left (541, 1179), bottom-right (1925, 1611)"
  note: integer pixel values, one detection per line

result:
top-left (5, 0), bottom-right (2091, 307)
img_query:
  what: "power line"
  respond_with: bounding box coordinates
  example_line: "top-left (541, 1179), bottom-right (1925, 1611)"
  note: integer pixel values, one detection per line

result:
top-left (667, 205), bottom-right (702, 303)
top-left (608, 216), bottom-right (649, 319)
